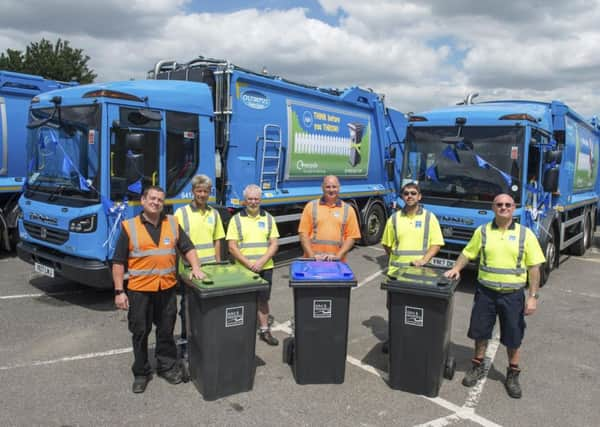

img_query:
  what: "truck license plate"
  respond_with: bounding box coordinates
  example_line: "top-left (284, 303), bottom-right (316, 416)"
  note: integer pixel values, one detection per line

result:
top-left (34, 262), bottom-right (54, 278)
top-left (429, 257), bottom-right (455, 268)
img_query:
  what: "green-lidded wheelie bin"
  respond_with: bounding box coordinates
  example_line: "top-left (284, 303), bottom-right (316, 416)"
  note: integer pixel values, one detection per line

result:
top-left (381, 266), bottom-right (459, 397)
top-left (284, 259), bottom-right (357, 384)
top-left (182, 263), bottom-right (268, 401)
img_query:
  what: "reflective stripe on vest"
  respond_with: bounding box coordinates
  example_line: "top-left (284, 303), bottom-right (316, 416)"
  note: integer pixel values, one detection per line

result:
top-left (179, 206), bottom-right (218, 265)
top-left (311, 199), bottom-right (349, 247)
top-left (234, 213), bottom-right (273, 250)
top-left (479, 222), bottom-right (527, 290)
top-left (390, 210), bottom-right (431, 258)
top-left (127, 215), bottom-right (178, 259)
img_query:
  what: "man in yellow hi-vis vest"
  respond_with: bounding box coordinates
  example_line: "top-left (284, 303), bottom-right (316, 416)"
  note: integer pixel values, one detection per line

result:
top-left (227, 184), bottom-right (280, 346)
top-left (380, 182), bottom-right (444, 353)
top-left (445, 193), bottom-right (545, 399)
top-left (174, 174), bottom-right (225, 345)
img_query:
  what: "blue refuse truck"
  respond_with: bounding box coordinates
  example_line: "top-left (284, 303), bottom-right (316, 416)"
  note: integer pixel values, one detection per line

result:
top-left (0, 71), bottom-right (75, 250)
top-left (16, 56), bottom-right (406, 287)
top-left (401, 96), bottom-right (600, 284)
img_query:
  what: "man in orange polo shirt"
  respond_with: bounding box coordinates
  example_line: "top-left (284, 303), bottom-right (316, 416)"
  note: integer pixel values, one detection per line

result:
top-left (298, 175), bottom-right (361, 261)
top-left (112, 186), bottom-right (204, 394)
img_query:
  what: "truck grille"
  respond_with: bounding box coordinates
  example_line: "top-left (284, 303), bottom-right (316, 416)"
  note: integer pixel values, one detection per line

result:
top-left (23, 221), bottom-right (69, 245)
top-left (441, 225), bottom-right (474, 241)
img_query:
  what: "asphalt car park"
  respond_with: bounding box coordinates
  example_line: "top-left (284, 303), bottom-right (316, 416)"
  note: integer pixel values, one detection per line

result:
top-left (1, 240), bottom-right (599, 426)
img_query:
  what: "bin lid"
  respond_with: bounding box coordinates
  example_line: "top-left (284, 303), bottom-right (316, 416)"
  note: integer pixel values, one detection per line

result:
top-left (290, 260), bottom-right (355, 281)
top-left (381, 266), bottom-right (459, 298)
top-left (182, 263), bottom-right (268, 296)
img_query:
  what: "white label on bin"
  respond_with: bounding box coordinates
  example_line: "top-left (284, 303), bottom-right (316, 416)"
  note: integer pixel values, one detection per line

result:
top-left (405, 306), bottom-right (424, 327)
top-left (225, 306), bottom-right (244, 328)
top-left (313, 299), bottom-right (332, 318)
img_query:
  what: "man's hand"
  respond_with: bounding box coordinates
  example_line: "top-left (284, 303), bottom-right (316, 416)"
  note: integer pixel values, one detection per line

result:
top-left (249, 258), bottom-right (266, 272)
top-left (525, 296), bottom-right (537, 315)
top-left (411, 258), bottom-right (428, 267)
top-left (315, 253), bottom-right (339, 261)
top-left (444, 268), bottom-right (460, 280)
top-left (190, 267), bottom-right (206, 281)
top-left (115, 293), bottom-right (129, 310)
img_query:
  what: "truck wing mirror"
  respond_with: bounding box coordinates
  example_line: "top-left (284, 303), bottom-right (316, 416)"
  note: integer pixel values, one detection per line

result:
top-left (542, 167), bottom-right (559, 193)
top-left (139, 108), bottom-right (162, 122)
top-left (545, 149), bottom-right (562, 164)
top-left (126, 133), bottom-right (145, 152)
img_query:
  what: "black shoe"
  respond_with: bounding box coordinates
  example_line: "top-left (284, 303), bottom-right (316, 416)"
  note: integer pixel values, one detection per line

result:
top-left (259, 330), bottom-right (279, 346)
top-left (462, 359), bottom-right (486, 387)
top-left (132, 374), bottom-right (151, 393)
top-left (381, 340), bottom-right (389, 354)
top-left (505, 367), bottom-right (522, 399)
top-left (157, 367), bottom-right (183, 385)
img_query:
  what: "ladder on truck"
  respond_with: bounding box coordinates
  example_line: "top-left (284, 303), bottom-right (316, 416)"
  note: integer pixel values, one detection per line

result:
top-left (259, 124), bottom-right (283, 191)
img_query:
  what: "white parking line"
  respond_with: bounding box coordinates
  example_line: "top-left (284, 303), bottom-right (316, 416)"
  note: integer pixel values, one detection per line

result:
top-left (0, 347), bottom-right (132, 371)
top-left (0, 290), bottom-right (89, 300)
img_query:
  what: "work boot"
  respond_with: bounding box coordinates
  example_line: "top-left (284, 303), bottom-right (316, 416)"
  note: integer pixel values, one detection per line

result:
top-left (259, 330), bottom-right (279, 346)
top-left (381, 340), bottom-right (389, 354)
top-left (462, 359), bottom-right (486, 387)
top-left (157, 367), bottom-right (183, 385)
top-left (132, 374), bottom-right (151, 393)
top-left (505, 367), bottom-right (522, 399)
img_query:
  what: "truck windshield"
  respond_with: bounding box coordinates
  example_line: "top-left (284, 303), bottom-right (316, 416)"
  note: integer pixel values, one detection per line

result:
top-left (404, 126), bottom-right (524, 205)
top-left (25, 105), bottom-right (101, 203)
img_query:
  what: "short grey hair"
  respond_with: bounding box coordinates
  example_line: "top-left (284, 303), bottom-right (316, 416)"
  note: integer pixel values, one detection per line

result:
top-left (191, 174), bottom-right (212, 190)
top-left (243, 184), bottom-right (262, 199)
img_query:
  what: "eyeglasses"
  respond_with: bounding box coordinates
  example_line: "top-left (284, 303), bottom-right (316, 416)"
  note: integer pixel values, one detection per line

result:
top-left (495, 203), bottom-right (513, 208)
top-left (403, 191), bottom-right (418, 196)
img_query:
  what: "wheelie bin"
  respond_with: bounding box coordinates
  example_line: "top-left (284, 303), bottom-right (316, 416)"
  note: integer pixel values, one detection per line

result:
top-left (284, 259), bottom-right (357, 384)
top-left (381, 266), bottom-right (459, 397)
top-left (182, 263), bottom-right (268, 400)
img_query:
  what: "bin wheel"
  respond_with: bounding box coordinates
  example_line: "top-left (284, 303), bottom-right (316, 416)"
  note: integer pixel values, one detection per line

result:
top-left (444, 356), bottom-right (456, 380)
top-left (283, 337), bottom-right (294, 365)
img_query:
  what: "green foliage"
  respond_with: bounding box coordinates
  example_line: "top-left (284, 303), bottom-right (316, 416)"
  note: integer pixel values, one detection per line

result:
top-left (0, 38), bottom-right (96, 83)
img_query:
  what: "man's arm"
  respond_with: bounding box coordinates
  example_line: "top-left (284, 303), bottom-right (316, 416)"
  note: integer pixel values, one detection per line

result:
top-left (252, 237), bottom-right (279, 272)
top-left (112, 263), bottom-right (128, 310)
top-left (299, 232), bottom-right (315, 258)
top-left (183, 248), bottom-right (206, 280)
top-left (336, 238), bottom-right (355, 260)
top-left (443, 253), bottom-right (470, 279)
top-left (412, 245), bottom-right (441, 267)
top-left (214, 239), bottom-right (222, 263)
top-left (228, 239), bottom-right (252, 269)
top-left (525, 264), bottom-right (541, 315)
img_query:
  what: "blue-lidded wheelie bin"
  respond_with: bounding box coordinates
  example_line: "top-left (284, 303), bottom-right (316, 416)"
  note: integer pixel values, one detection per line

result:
top-left (182, 263), bottom-right (268, 400)
top-left (284, 259), bottom-right (357, 384)
top-left (381, 266), bottom-right (459, 397)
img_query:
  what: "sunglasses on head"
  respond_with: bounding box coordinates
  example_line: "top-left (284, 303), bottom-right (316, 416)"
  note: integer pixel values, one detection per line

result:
top-left (403, 191), bottom-right (418, 196)
top-left (495, 202), bottom-right (513, 208)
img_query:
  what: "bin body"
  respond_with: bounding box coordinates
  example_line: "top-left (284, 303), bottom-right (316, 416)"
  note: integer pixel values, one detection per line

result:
top-left (183, 264), bottom-right (268, 400)
top-left (289, 260), bottom-right (356, 384)
top-left (382, 266), bottom-right (458, 397)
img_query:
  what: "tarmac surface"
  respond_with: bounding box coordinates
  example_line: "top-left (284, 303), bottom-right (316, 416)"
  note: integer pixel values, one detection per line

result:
top-left (1, 238), bottom-right (599, 426)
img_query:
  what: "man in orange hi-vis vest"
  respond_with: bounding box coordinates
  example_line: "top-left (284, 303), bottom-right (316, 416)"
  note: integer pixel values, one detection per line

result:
top-left (298, 175), bottom-right (361, 261)
top-left (112, 186), bottom-right (205, 394)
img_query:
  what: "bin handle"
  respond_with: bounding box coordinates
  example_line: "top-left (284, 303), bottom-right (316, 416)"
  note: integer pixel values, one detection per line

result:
top-left (201, 278), bottom-right (214, 285)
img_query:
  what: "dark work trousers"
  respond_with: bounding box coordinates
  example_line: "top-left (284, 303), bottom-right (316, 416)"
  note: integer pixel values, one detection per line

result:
top-left (128, 286), bottom-right (178, 377)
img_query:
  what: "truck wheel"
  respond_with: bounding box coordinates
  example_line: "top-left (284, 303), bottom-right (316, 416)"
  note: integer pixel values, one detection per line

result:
top-left (444, 356), bottom-right (456, 380)
top-left (569, 214), bottom-right (589, 256)
top-left (282, 337), bottom-right (294, 365)
top-left (361, 203), bottom-right (386, 246)
top-left (541, 228), bottom-right (556, 286)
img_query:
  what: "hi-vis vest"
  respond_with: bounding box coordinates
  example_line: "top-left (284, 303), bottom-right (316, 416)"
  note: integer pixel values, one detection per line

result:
top-left (310, 199), bottom-right (350, 254)
top-left (233, 211), bottom-right (275, 270)
top-left (122, 215), bottom-right (178, 292)
top-left (478, 222), bottom-right (527, 291)
top-left (176, 205), bottom-right (220, 269)
top-left (389, 209), bottom-right (432, 269)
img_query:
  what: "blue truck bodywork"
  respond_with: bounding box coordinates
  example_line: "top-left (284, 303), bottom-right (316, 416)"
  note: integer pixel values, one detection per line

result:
top-left (17, 58), bottom-right (406, 287)
top-left (402, 99), bottom-right (600, 283)
top-left (0, 71), bottom-right (75, 250)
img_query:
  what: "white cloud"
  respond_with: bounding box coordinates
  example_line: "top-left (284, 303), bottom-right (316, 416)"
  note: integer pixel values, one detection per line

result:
top-left (1, 0), bottom-right (600, 116)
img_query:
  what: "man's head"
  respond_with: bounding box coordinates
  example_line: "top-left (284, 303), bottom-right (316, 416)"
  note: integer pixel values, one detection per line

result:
top-left (401, 182), bottom-right (421, 209)
top-left (141, 186), bottom-right (166, 216)
top-left (492, 193), bottom-right (515, 221)
top-left (243, 184), bottom-right (262, 216)
top-left (191, 174), bottom-right (212, 208)
top-left (322, 175), bottom-right (340, 204)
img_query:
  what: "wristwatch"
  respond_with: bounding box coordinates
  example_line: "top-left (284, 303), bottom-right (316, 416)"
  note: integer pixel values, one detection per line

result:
top-left (114, 289), bottom-right (125, 296)
top-left (529, 292), bottom-right (539, 299)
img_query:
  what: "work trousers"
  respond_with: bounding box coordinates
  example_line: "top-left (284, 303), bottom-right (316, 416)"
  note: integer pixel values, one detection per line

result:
top-left (128, 286), bottom-right (178, 377)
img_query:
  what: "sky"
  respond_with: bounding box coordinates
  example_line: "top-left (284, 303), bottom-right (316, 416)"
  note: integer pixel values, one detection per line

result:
top-left (2, 0), bottom-right (600, 117)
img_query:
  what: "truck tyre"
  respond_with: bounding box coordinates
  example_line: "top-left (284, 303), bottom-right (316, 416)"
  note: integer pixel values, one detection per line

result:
top-left (569, 213), bottom-right (589, 256)
top-left (361, 203), bottom-right (386, 246)
top-left (541, 227), bottom-right (556, 287)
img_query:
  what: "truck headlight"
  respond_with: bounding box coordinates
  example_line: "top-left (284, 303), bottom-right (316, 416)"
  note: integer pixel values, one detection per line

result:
top-left (69, 214), bottom-right (97, 233)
